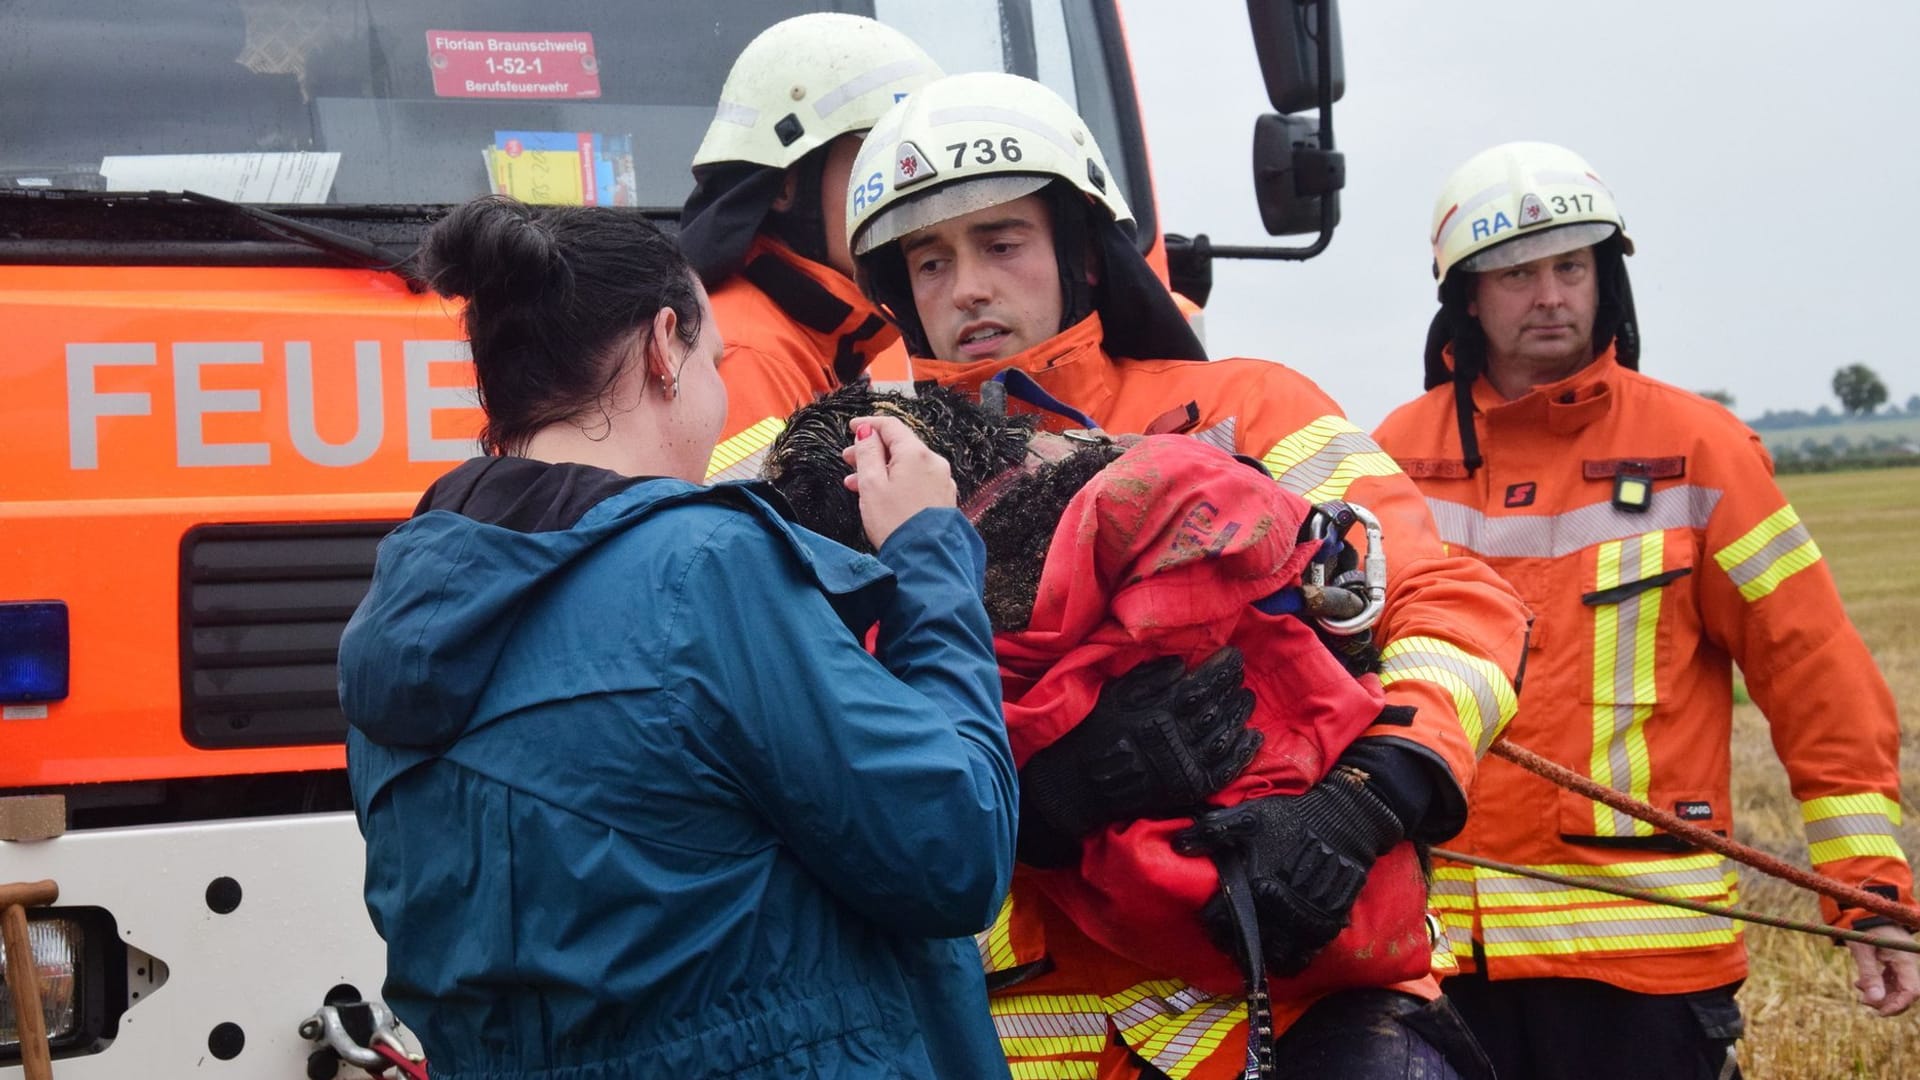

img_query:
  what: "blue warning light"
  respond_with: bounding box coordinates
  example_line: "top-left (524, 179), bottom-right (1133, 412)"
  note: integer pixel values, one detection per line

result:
top-left (0, 601), bottom-right (70, 704)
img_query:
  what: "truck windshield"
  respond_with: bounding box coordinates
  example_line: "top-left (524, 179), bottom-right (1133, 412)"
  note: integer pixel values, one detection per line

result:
top-left (0, 0), bottom-right (1141, 215)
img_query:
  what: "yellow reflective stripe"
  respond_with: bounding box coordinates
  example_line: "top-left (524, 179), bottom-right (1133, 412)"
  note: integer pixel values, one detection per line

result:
top-left (704, 416), bottom-right (785, 481)
top-left (976, 893), bottom-right (1020, 974)
top-left (1260, 415), bottom-right (1362, 472)
top-left (991, 992), bottom-right (1108, 1058)
top-left (1471, 856), bottom-right (1734, 909)
top-left (1804, 793), bottom-right (1904, 824)
top-left (1437, 909), bottom-right (1474, 960)
top-left (1588, 534), bottom-right (1662, 837)
top-left (1734, 540), bottom-right (1822, 602)
top-left (1713, 505), bottom-right (1802, 567)
top-left (1713, 504), bottom-right (1822, 602)
top-left (1481, 903), bottom-right (1739, 957)
top-left (1802, 795), bottom-right (1908, 864)
top-left (1296, 451), bottom-right (1403, 504)
top-left (1009, 1062), bottom-right (1098, 1080)
top-left (1810, 835), bottom-right (1908, 863)
top-left (1378, 636), bottom-right (1518, 756)
top-left (1107, 980), bottom-right (1244, 1077)
top-left (1259, 415), bottom-right (1403, 503)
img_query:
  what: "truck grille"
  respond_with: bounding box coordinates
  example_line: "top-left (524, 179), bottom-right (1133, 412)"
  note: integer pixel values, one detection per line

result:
top-left (179, 522), bottom-right (400, 749)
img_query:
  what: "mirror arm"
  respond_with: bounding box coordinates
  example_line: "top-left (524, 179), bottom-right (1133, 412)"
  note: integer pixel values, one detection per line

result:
top-left (1219, 0), bottom-right (1337, 261)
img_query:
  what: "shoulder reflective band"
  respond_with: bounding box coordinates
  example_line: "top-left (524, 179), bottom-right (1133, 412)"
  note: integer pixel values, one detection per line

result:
top-left (1260, 416), bottom-right (1401, 504)
top-left (1713, 504), bottom-right (1821, 602)
top-left (0, 601), bottom-right (69, 704)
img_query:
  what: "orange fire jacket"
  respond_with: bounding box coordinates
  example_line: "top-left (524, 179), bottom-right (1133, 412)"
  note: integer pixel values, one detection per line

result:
top-left (703, 238), bottom-right (897, 482)
top-left (1373, 348), bottom-right (1911, 994)
top-left (914, 314), bottom-right (1531, 1078)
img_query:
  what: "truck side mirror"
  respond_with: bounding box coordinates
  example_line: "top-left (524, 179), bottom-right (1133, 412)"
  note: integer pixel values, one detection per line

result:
top-left (1252, 113), bottom-right (1342, 236)
top-left (1247, 0), bottom-right (1344, 114)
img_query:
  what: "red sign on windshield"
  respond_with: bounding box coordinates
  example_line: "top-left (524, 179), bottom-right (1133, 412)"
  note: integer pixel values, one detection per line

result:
top-left (427, 31), bottom-right (602, 99)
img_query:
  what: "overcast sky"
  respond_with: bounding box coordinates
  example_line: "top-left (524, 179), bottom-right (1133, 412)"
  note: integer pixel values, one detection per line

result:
top-left (1117, 0), bottom-right (1920, 429)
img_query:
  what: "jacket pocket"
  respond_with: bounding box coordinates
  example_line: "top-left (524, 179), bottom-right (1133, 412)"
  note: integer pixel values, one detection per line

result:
top-left (1562, 533), bottom-right (1702, 842)
top-left (1577, 532), bottom-right (1696, 707)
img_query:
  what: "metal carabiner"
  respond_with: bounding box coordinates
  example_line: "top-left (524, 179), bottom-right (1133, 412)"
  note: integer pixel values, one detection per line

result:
top-left (1302, 502), bottom-right (1387, 636)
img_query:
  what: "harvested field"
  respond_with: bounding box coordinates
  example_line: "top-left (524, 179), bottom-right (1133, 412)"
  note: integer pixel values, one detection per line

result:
top-left (1733, 466), bottom-right (1920, 1077)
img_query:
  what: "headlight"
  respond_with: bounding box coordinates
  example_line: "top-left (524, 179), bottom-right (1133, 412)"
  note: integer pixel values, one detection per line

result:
top-left (0, 907), bottom-right (120, 1064)
top-left (0, 915), bottom-right (80, 1048)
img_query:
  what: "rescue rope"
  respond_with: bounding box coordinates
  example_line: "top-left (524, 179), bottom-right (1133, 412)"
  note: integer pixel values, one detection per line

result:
top-left (1489, 740), bottom-right (1920, 931)
top-left (373, 1039), bottom-right (432, 1080)
top-left (1429, 848), bottom-right (1920, 955)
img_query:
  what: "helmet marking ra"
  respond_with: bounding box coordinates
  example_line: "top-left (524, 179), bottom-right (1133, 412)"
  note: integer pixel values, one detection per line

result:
top-left (1429, 141), bottom-right (1634, 284)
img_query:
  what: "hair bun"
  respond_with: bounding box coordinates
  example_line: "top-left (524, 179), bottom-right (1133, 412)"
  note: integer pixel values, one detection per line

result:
top-left (419, 195), bottom-right (570, 303)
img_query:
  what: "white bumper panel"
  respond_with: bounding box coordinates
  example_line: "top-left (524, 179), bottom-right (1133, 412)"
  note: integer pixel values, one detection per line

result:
top-left (2, 811), bottom-right (403, 1078)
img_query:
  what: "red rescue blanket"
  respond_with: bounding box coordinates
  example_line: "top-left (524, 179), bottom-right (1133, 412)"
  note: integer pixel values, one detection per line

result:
top-left (996, 436), bottom-right (1432, 994)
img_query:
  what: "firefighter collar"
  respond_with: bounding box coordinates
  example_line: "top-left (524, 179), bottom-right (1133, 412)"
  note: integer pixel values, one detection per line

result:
top-left (1476, 347), bottom-right (1620, 437)
top-left (908, 312), bottom-right (1116, 423)
top-left (738, 236), bottom-right (895, 383)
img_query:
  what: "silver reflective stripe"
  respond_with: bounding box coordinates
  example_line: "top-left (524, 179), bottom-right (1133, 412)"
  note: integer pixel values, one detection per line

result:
top-left (713, 100), bottom-right (758, 128)
top-left (1722, 521), bottom-right (1813, 589)
top-left (1534, 169), bottom-right (1611, 192)
top-left (1425, 485), bottom-right (1723, 559)
top-left (1598, 705), bottom-right (1639, 835)
top-left (1805, 813), bottom-right (1899, 846)
top-left (706, 446), bottom-right (768, 484)
top-left (1191, 417), bottom-right (1237, 456)
top-left (813, 58), bottom-right (932, 119)
top-left (1473, 860), bottom-right (1727, 899)
top-left (1380, 646), bottom-right (1504, 754)
top-left (1108, 984), bottom-right (1216, 1029)
top-left (1601, 534), bottom-right (1648, 833)
top-left (926, 105), bottom-right (1077, 156)
top-left (1485, 911), bottom-right (1733, 944)
top-left (1270, 431), bottom-right (1383, 498)
top-left (1142, 999), bottom-right (1241, 1071)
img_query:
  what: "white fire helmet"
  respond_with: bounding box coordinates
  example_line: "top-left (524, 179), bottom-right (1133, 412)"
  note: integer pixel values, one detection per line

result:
top-left (1430, 141), bottom-right (1634, 284)
top-left (691, 14), bottom-right (943, 172)
top-left (846, 72), bottom-right (1131, 257)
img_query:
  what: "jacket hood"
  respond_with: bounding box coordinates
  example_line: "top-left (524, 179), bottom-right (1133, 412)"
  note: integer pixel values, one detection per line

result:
top-left (339, 458), bottom-right (657, 750)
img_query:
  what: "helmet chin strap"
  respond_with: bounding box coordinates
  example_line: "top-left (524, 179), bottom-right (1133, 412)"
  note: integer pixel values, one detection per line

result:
top-left (1427, 236), bottom-right (1639, 476)
top-left (764, 145), bottom-right (833, 269)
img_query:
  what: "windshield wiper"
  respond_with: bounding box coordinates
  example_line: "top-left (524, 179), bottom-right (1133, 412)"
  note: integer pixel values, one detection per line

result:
top-left (177, 190), bottom-right (417, 283)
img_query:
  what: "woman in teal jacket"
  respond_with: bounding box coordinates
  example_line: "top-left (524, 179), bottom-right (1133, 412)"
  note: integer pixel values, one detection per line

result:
top-left (339, 196), bottom-right (1017, 1079)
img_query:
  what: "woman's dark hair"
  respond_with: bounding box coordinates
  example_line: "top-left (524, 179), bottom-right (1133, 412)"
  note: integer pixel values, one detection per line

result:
top-left (418, 195), bottom-right (705, 455)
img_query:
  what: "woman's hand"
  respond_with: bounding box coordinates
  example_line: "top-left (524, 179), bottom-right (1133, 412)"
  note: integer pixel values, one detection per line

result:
top-left (841, 415), bottom-right (957, 550)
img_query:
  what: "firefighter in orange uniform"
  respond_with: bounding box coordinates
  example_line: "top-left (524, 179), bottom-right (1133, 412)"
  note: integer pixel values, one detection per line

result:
top-left (681, 14), bottom-right (940, 482)
top-left (847, 72), bottom-right (1531, 1080)
top-left (1373, 141), bottom-right (1916, 1080)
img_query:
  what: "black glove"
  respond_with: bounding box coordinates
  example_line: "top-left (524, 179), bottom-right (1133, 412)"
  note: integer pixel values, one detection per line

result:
top-left (1018, 648), bottom-right (1260, 867)
top-left (1174, 763), bottom-right (1404, 976)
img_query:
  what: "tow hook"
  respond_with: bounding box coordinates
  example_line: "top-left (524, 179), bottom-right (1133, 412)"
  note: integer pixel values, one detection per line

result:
top-left (298, 1000), bottom-right (422, 1078)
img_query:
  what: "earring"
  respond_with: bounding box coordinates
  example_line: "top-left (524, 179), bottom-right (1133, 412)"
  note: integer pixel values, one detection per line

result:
top-left (660, 374), bottom-right (679, 399)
